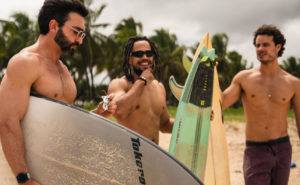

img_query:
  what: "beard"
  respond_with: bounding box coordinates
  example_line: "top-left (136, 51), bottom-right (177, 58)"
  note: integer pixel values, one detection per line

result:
top-left (257, 50), bottom-right (278, 64)
top-left (132, 66), bottom-right (143, 76)
top-left (54, 28), bottom-right (79, 56)
top-left (257, 54), bottom-right (277, 64)
top-left (132, 60), bottom-right (154, 76)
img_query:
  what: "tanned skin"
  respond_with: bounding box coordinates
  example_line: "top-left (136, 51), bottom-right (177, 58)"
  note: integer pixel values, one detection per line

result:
top-left (222, 35), bottom-right (300, 141)
top-left (108, 40), bottom-right (174, 144)
top-left (0, 12), bottom-right (115, 185)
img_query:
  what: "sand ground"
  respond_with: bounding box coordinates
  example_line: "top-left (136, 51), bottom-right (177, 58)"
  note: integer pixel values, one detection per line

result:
top-left (159, 119), bottom-right (300, 185)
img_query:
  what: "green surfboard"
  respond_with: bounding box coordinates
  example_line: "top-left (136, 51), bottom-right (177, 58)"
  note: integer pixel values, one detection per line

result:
top-left (169, 43), bottom-right (215, 180)
top-left (169, 33), bottom-right (230, 184)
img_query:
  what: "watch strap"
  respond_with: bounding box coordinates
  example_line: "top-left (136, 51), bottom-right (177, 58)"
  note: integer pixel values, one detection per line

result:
top-left (138, 76), bottom-right (147, 86)
top-left (16, 172), bottom-right (31, 183)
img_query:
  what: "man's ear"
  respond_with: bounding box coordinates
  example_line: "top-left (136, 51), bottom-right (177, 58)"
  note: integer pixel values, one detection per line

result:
top-left (276, 43), bottom-right (282, 54)
top-left (49, 19), bottom-right (59, 33)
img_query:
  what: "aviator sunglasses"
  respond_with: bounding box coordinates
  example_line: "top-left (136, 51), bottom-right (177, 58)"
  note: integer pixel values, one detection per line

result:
top-left (65, 24), bottom-right (86, 40)
top-left (131, 50), bottom-right (154, 58)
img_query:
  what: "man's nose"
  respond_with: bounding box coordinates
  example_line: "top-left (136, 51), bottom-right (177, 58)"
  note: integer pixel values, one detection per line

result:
top-left (76, 37), bottom-right (84, 45)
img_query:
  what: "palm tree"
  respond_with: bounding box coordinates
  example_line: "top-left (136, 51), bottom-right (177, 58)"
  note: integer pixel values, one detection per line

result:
top-left (227, 51), bottom-right (249, 76)
top-left (103, 17), bottom-right (143, 81)
top-left (226, 51), bottom-right (249, 107)
top-left (211, 33), bottom-right (232, 90)
top-left (66, 1), bottom-right (110, 101)
top-left (114, 17), bottom-right (143, 44)
top-left (0, 13), bottom-right (38, 66)
top-left (281, 56), bottom-right (300, 78)
top-left (150, 28), bottom-right (187, 105)
top-left (0, 12), bottom-right (38, 81)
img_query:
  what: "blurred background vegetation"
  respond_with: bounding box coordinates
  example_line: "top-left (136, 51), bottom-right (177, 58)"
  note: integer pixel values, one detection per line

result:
top-left (1, 0), bottom-right (300, 110)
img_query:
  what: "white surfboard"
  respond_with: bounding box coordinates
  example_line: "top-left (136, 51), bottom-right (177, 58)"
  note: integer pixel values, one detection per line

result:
top-left (17, 95), bottom-right (203, 185)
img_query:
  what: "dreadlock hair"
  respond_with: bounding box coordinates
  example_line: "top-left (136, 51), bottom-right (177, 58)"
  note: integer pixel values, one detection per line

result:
top-left (123, 36), bottom-right (160, 83)
top-left (253, 24), bottom-right (286, 57)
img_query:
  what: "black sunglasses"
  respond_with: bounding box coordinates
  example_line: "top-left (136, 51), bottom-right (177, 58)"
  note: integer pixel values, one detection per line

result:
top-left (131, 50), bottom-right (154, 58)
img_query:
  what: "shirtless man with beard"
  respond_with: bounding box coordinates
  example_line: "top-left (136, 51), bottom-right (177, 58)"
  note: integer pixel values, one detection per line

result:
top-left (0, 1), bottom-right (115, 184)
top-left (108, 36), bottom-right (174, 144)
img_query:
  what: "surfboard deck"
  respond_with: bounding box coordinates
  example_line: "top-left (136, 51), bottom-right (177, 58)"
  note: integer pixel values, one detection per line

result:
top-left (169, 33), bottom-right (230, 184)
top-left (1, 95), bottom-right (204, 185)
top-left (169, 43), bottom-right (215, 180)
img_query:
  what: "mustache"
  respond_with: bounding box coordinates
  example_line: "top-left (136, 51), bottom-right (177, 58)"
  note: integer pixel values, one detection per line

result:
top-left (69, 42), bottom-right (79, 47)
top-left (137, 59), bottom-right (152, 65)
top-left (257, 51), bottom-right (266, 55)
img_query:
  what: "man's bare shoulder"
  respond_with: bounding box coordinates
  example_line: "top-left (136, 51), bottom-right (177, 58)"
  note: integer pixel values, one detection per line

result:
top-left (108, 76), bottom-right (130, 93)
top-left (282, 69), bottom-right (300, 83)
top-left (5, 49), bottom-right (42, 79)
top-left (232, 68), bottom-right (257, 82)
top-left (154, 80), bottom-right (165, 90)
top-left (8, 48), bottom-right (42, 67)
top-left (283, 71), bottom-right (300, 92)
top-left (110, 76), bottom-right (130, 86)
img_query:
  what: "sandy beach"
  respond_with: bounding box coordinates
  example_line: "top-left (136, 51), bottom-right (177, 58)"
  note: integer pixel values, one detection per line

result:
top-left (159, 119), bottom-right (300, 185)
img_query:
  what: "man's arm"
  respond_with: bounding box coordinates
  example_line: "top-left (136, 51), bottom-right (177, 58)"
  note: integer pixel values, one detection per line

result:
top-left (108, 77), bottom-right (146, 121)
top-left (222, 72), bottom-right (243, 110)
top-left (108, 69), bottom-right (154, 121)
top-left (158, 83), bottom-right (174, 133)
top-left (0, 55), bottom-right (38, 184)
top-left (292, 79), bottom-right (300, 139)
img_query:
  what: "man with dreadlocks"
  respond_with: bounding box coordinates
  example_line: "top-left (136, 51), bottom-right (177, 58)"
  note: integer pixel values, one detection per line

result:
top-left (108, 36), bottom-right (174, 144)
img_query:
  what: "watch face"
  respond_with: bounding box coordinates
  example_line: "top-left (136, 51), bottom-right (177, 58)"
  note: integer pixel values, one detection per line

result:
top-left (16, 172), bottom-right (30, 183)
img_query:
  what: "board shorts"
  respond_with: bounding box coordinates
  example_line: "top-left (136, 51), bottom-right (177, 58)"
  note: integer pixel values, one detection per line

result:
top-left (243, 136), bottom-right (291, 185)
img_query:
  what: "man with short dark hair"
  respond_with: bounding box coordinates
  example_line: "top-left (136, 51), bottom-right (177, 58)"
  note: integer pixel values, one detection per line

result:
top-left (108, 36), bottom-right (174, 144)
top-left (0, 0), bottom-right (115, 184)
top-left (222, 24), bottom-right (300, 185)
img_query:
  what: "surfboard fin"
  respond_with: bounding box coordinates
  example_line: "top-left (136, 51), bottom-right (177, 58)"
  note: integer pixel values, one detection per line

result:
top-left (169, 75), bottom-right (184, 101)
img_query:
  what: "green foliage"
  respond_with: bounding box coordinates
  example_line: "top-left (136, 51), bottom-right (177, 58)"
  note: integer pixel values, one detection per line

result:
top-left (167, 105), bottom-right (178, 118)
top-left (167, 106), bottom-right (295, 122)
top-left (0, 13), bottom-right (38, 71)
top-left (223, 107), bottom-right (246, 122)
top-left (68, 1), bottom-right (110, 101)
top-left (104, 17), bottom-right (143, 81)
top-left (150, 29), bottom-right (187, 105)
top-left (83, 103), bottom-right (97, 111)
top-left (168, 105), bottom-right (247, 122)
top-left (280, 56), bottom-right (300, 78)
top-left (1, 5), bottom-right (299, 108)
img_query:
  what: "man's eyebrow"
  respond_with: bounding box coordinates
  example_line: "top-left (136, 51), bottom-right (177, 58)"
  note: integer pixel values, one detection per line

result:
top-left (73, 26), bottom-right (84, 32)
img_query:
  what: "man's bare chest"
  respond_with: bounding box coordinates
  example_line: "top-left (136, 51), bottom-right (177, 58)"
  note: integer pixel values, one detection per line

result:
top-left (32, 68), bottom-right (76, 103)
top-left (241, 79), bottom-right (294, 105)
top-left (136, 87), bottom-right (165, 115)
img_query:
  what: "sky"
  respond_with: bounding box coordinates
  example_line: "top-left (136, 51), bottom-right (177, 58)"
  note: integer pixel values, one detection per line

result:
top-left (1, 0), bottom-right (300, 67)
